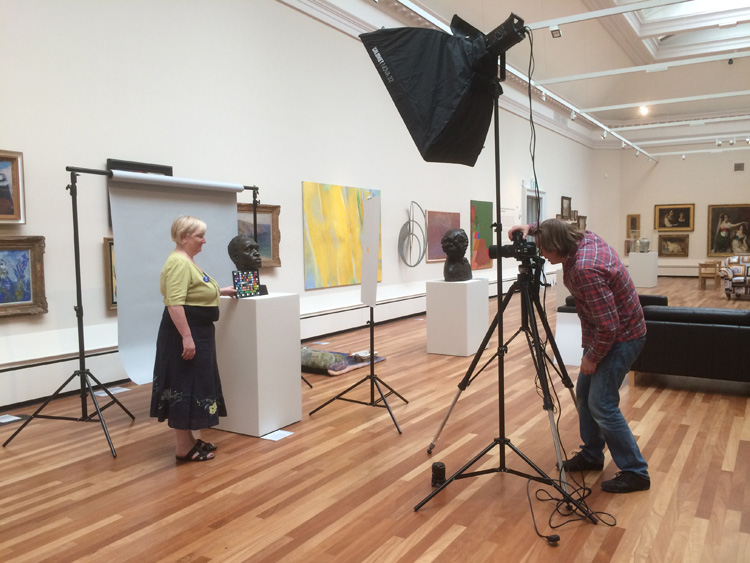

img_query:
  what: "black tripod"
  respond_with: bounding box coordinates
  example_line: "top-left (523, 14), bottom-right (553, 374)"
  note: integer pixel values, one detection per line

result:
top-left (309, 307), bottom-right (408, 433)
top-left (3, 168), bottom-right (135, 457)
top-left (415, 256), bottom-right (595, 523)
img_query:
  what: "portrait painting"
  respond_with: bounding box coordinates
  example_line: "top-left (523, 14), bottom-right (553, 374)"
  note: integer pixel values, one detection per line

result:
top-left (707, 204), bottom-right (750, 257)
top-left (561, 196), bottom-right (572, 220)
top-left (626, 214), bottom-right (640, 239)
top-left (0, 150), bottom-right (25, 224)
top-left (654, 204), bottom-right (694, 231)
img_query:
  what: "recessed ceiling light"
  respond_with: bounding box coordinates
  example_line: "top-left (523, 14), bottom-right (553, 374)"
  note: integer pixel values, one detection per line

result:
top-left (639, 106), bottom-right (649, 116)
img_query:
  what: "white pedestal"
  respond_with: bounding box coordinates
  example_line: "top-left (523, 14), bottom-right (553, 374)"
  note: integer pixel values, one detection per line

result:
top-left (426, 278), bottom-right (489, 356)
top-left (555, 268), bottom-right (570, 308)
top-left (554, 312), bottom-right (582, 367)
top-left (215, 293), bottom-right (301, 437)
top-left (628, 251), bottom-right (658, 288)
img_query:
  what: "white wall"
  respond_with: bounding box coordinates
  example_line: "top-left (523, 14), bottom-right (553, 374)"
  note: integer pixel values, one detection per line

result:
top-left (0, 0), bottom-right (642, 405)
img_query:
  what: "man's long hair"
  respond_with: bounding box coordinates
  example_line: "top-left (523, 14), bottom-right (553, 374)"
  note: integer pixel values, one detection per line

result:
top-left (535, 218), bottom-right (584, 257)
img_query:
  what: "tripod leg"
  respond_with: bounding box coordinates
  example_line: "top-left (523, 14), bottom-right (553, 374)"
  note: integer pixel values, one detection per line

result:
top-left (308, 374), bottom-right (370, 416)
top-left (373, 376), bottom-right (408, 404)
top-left (85, 370), bottom-right (136, 420)
top-left (83, 372), bottom-right (117, 457)
top-left (371, 377), bottom-right (402, 434)
top-left (2, 372), bottom-right (78, 448)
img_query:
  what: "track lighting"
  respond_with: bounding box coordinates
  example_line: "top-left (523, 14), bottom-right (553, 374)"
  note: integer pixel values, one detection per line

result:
top-left (716, 139), bottom-right (722, 147)
top-left (550, 25), bottom-right (561, 38)
top-left (541, 92), bottom-right (546, 102)
top-left (621, 141), bottom-right (626, 149)
top-left (635, 150), bottom-right (640, 157)
top-left (746, 137), bottom-right (750, 145)
top-left (570, 110), bottom-right (576, 121)
top-left (682, 154), bottom-right (686, 160)
top-left (601, 130), bottom-right (607, 139)
top-left (730, 139), bottom-right (735, 146)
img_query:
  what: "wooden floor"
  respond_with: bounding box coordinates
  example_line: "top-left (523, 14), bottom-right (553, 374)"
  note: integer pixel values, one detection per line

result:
top-left (1, 277), bottom-right (749, 562)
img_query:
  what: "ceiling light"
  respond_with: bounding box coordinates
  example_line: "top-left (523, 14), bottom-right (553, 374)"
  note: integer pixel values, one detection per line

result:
top-left (639, 106), bottom-right (649, 116)
top-left (635, 150), bottom-right (640, 157)
top-left (621, 141), bottom-right (626, 149)
top-left (541, 92), bottom-right (546, 102)
top-left (716, 139), bottom-right (722, 146)
top-left (570, 110), bottom-right (576, 121)
top-left (730, 139), bottom-right (736, 146)
top-left (682, 154), bottom-right (686, 160)
top-left (550, 25), bottom-right (561, 38)
top-left (601, 130), bottom-right (608, 139)
top-left (746, 137), bottom-right (750, 145)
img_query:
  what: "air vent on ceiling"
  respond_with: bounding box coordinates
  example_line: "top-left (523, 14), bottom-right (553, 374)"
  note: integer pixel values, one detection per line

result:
top-left (735, 162), bottom-right (745, 172)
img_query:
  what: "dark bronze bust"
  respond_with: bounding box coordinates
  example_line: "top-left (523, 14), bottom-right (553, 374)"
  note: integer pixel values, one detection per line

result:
top-left (227, 234), bottom-right (262, 271)
top-left (441, 228), bottom-right (472, 281)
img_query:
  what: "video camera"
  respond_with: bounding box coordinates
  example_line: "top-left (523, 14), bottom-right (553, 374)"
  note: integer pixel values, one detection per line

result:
top-left (488, 229), bottom-right (537, 260)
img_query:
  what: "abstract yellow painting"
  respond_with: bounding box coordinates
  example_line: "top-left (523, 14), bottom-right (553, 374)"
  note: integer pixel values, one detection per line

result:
top-left (302, 181), bottom-right (381, 290)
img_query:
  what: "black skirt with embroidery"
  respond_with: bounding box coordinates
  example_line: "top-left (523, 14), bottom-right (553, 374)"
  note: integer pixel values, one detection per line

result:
top-left (150, 305), bottom-right (227, 430)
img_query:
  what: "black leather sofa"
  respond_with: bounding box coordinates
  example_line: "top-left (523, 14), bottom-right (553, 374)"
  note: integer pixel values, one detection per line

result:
top-left (631, 306), bottom-right (750, 383)
top-left (557, 294), bottom-right (750, 383)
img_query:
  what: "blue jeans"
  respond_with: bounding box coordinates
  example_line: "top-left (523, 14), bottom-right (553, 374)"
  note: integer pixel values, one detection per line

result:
top-left (576, 337), bottom-right (648, 478)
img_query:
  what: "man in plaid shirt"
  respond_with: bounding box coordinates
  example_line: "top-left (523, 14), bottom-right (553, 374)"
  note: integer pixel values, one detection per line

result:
top-left (510, 219), bottom-right (650, 494)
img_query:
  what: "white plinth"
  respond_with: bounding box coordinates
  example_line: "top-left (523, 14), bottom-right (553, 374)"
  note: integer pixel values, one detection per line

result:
top-left (628, 251), bottom-right (658, 288)
top-left (426, 278), bottom-right (489, 356)
top-left (554, 312), bottom-right (582, 367)
top-left (215, 293), bottom-right (301, 437)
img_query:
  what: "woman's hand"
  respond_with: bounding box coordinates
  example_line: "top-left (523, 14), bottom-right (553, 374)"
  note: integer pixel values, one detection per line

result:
top-left (508, 224), bottom-right (531, 240)
top-left (220, 286), bottom-right (238, 298)
top-left (181, 335), bottom-right (196, 360)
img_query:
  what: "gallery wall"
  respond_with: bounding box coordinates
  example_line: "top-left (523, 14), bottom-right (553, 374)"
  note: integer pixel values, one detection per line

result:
top-left (0, 0), bottom-right (651, 406)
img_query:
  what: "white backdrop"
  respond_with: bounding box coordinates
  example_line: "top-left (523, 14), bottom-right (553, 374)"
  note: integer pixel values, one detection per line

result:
top-left (108, 171), bottom-right (243, 384)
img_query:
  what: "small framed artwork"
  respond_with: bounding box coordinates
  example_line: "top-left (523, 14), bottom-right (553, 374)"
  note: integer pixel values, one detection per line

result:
top-left (658, 234), bottom-right (689, 257)
top-left (0, 150), bottom-right (26, 224)
top-left (237, 203), bottom-right (281, 267)
top-left (577, 215), bottom-right (587, 230)
top-left (561, 196), bottom-right (572, 220)
top-left (571, 210), bottom-right (579, 221)
top-left (0, 236), bottom-right (47, 317)
top-left (654, 204), bottom-right (694, 231)
top-left (470, 200), bottom-right (493, 270)
top-left (707, 204), bottom-right (750, 257)
top-left (426, 210), bottom-right (460, 263)
top-left (626, 214), bottom-right (640, 239)
top-left (104, 237), bottom-right (116, 310)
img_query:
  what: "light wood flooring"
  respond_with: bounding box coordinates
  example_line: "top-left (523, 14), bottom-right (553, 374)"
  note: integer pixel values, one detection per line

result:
top-left (1, 276), bottom-right (749, 562)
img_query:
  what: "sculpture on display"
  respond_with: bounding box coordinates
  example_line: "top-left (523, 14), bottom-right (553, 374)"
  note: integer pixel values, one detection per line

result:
top-left (441, 228), bottom-right (472, 281)
top-left (227, 234), bottom-right (267, 296)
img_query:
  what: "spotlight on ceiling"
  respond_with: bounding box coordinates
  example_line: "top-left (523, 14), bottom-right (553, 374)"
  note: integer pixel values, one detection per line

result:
top-left (730, 139), bottom-right (736, 146)
top-left (682, 154), bottom-right (686, 160)
top-left (716, 139), bottom-right (722, 147)
top-left (635, 150), bottom-right (640, 157)
top-left (621, 141), bottom-right (626, 149)
top-left (746, 137), bottom-right (750, 145)
top-left (639, 105), bottom-right (649, 116)
top-left (550, 25), bottom-right (561, 38)
top-left (541, 92), bottom-right (546, 102)
top-left (601, 130), bottom-right (607, 140)
top-left (570, 110), bottom-right (576, 121)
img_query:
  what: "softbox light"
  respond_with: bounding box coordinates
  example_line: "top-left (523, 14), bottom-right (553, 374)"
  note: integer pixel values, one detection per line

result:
top-left (360, 14), bottom-right (524, 167)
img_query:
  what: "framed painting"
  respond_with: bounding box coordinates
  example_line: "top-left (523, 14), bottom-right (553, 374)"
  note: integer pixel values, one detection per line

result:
top-left (0, 236), bottom-right (47, 317)
top-left (561, 196), bottom-right (572, 220)
top-left (654, 204), bottom-right (694, 231)
top-left (658, 234), bottom-right (689, 257)
top-left (470, 200), bottom-right (493, 270)
top-left (237, 203), bottom-right (281, 267)
top-left (626, 214), bottom-right (640, 239)
top-left (577, 215), bottom-right (587, 231)
top-left (104, 237), bottom-right (117, 310)
top-left (571, 210), bottom-right (579, 221)
top-left (302, 182), bottom-right (380, 289)
top-left (426, 210), bottom-right (460, 263)
top-left (0, 150), bottom-right (25, 224)
top-left (708, 204), bottom-right (750, 257)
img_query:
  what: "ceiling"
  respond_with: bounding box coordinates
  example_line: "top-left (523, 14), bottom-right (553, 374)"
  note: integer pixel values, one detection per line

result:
top-left (284, 0), bottom-right (750, 160)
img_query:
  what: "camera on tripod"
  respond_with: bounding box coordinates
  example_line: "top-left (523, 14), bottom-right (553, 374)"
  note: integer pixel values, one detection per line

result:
top-left (488, 229), bottom-right (537, 260)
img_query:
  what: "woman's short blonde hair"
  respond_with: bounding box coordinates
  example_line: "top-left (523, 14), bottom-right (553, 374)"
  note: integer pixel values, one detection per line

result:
top-left (535, 218), bottom-right (584, 257)
top-left (171, 215), bottom-right (207, 243)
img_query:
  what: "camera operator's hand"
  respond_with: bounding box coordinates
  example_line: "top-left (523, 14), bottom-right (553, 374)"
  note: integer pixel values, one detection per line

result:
top-left (508, 224), bottom-right (531, 240)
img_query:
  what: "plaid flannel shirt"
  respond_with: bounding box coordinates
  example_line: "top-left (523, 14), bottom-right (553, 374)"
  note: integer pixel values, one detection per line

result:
top-left (563, 231), bottom-right (646, 364)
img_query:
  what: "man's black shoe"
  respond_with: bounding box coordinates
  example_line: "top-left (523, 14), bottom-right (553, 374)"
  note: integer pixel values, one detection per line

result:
top-left (601, 471), bottom-right (651, 493)
top-left (561, 452), bottom-right (604, 472)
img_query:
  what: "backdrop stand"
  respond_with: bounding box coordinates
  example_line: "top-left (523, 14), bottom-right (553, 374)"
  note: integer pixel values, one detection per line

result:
top-left (309, 306), bottom-right (407, 433)
top-left (3, 168), bottom-right (135, 457)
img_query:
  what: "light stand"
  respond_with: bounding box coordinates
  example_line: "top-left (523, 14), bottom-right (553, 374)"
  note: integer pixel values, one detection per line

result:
top-left (414, 88), bottom-right (596, 525)
top-left (3, 167), bottom-right (135, 457)
top-left (309, 307), bottom-right (408, 433)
